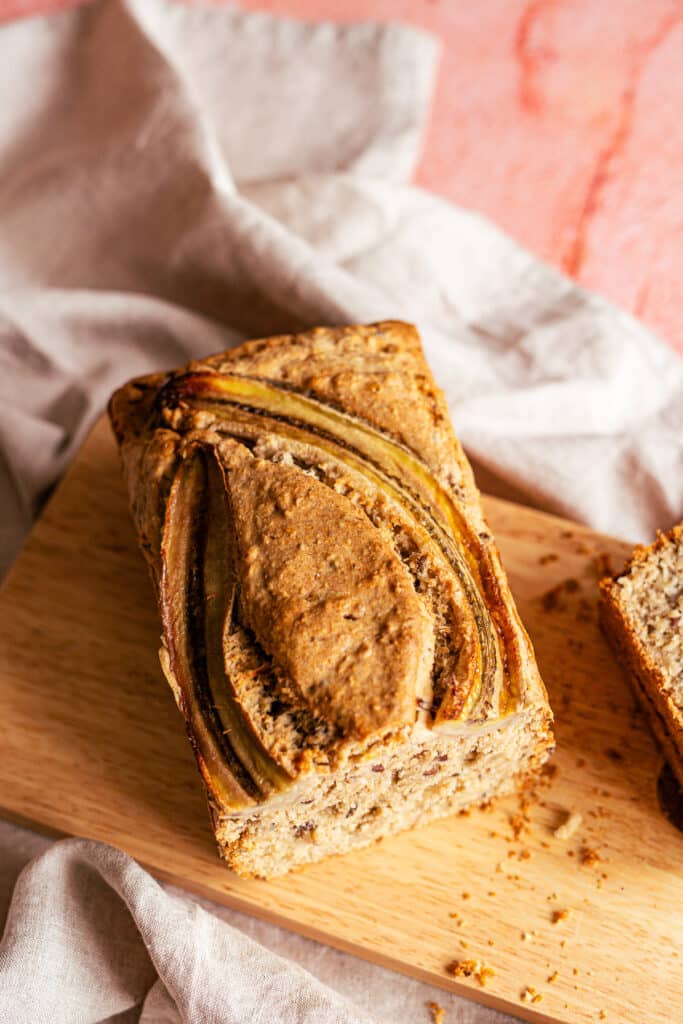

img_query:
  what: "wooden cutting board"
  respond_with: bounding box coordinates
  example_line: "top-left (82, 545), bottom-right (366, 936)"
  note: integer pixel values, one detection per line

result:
top-left (0, 417), bottom-right (681, 1024)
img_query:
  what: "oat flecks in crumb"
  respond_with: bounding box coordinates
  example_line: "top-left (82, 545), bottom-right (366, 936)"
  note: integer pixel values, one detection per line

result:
top-left (520, 986), bottom-right (543, 1004)
top-left (581, 846), bottom-right (602, 867)
top-left (446, 959), bottom-right (495, 987)
top-left (427, 1000), bottom-right (445, 1024)
top-left (551, 908), bottom-right (571, 925)
top-left (554, 811), bottom-right (583, 840)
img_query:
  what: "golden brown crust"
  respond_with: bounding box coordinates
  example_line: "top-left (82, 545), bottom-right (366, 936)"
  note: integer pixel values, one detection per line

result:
top-left (190, 322), bottom-right (468, 498)
top-left (599, 524), bottom-right (683, 789)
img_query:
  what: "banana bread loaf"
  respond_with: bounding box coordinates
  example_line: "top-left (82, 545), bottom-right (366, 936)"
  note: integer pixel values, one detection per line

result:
top-left (109, 320), bottom-right (554, 878)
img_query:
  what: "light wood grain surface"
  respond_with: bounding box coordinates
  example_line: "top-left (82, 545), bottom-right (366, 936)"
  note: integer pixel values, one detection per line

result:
top-left (0, 417), bottom-right (681, 1024)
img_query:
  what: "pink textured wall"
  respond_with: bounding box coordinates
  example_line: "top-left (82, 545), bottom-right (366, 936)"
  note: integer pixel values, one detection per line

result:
top-left (3, 0), bottom-right (682, 354)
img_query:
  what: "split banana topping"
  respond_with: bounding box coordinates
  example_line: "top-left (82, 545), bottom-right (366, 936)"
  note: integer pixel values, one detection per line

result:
top-left (152, 369), bottom-right (526, 805)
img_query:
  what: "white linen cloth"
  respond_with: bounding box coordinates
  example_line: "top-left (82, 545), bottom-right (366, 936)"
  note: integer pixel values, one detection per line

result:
top-left (0, 1), bottom-right (682, 1022)
top-left (0, 829), bottom-right (508, 1024)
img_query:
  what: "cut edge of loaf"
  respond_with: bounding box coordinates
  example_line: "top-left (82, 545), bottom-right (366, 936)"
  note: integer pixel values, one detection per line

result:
top-left (211, 703), bottom-right (552, 878)
top-left (599, 524), bottom-right (683, 790)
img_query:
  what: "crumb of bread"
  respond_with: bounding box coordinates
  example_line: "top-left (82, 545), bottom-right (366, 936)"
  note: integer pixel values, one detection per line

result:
top-left (554, 811), bottom-right (583, 840)
top-left (542, 577), bottom-right (582, 611)
top-left (547, 970), bottom-right (559, 983)
top-left (427, 1000), bottom-right (445, 1024)
top-left (509, 811), bottom-right (528, 835)
top-left (551, 909), bottom-right (571, 924)
top-left (521, 986), bottom-right (543, 1004)
top-left (478, 966), bottom-right (495, 987)
top-left (541, 584), bottom-right (565, 612)
top-left (446, 959), bottom-right (495, 987)
top-left (580, 847), bottom-right (602, 867)
top-left (593, 552), bottom-right (614, 577)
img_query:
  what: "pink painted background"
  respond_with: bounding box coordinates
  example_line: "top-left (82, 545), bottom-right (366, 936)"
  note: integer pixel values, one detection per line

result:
top-left (3, 0), bottom-right (683, 355)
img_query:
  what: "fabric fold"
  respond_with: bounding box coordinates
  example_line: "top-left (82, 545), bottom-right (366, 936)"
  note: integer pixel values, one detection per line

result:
top-left (0, 838), bottom-right (377, 1024)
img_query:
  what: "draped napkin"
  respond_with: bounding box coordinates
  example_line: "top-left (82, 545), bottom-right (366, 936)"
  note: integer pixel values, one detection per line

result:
top-left (0, 1), bottom-right (682, 1022)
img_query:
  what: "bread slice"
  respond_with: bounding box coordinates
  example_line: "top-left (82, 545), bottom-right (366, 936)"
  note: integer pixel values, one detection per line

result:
top-left (600, 525), bottom-right (683, 788)
top-left (109, 321), bottom-right (554, 878)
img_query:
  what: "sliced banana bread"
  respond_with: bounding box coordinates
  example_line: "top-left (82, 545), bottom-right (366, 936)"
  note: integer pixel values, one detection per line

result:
top-left (109, 320), bottom-right (554, 878)
top-left (600, 525), bottom-right (683, 788)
